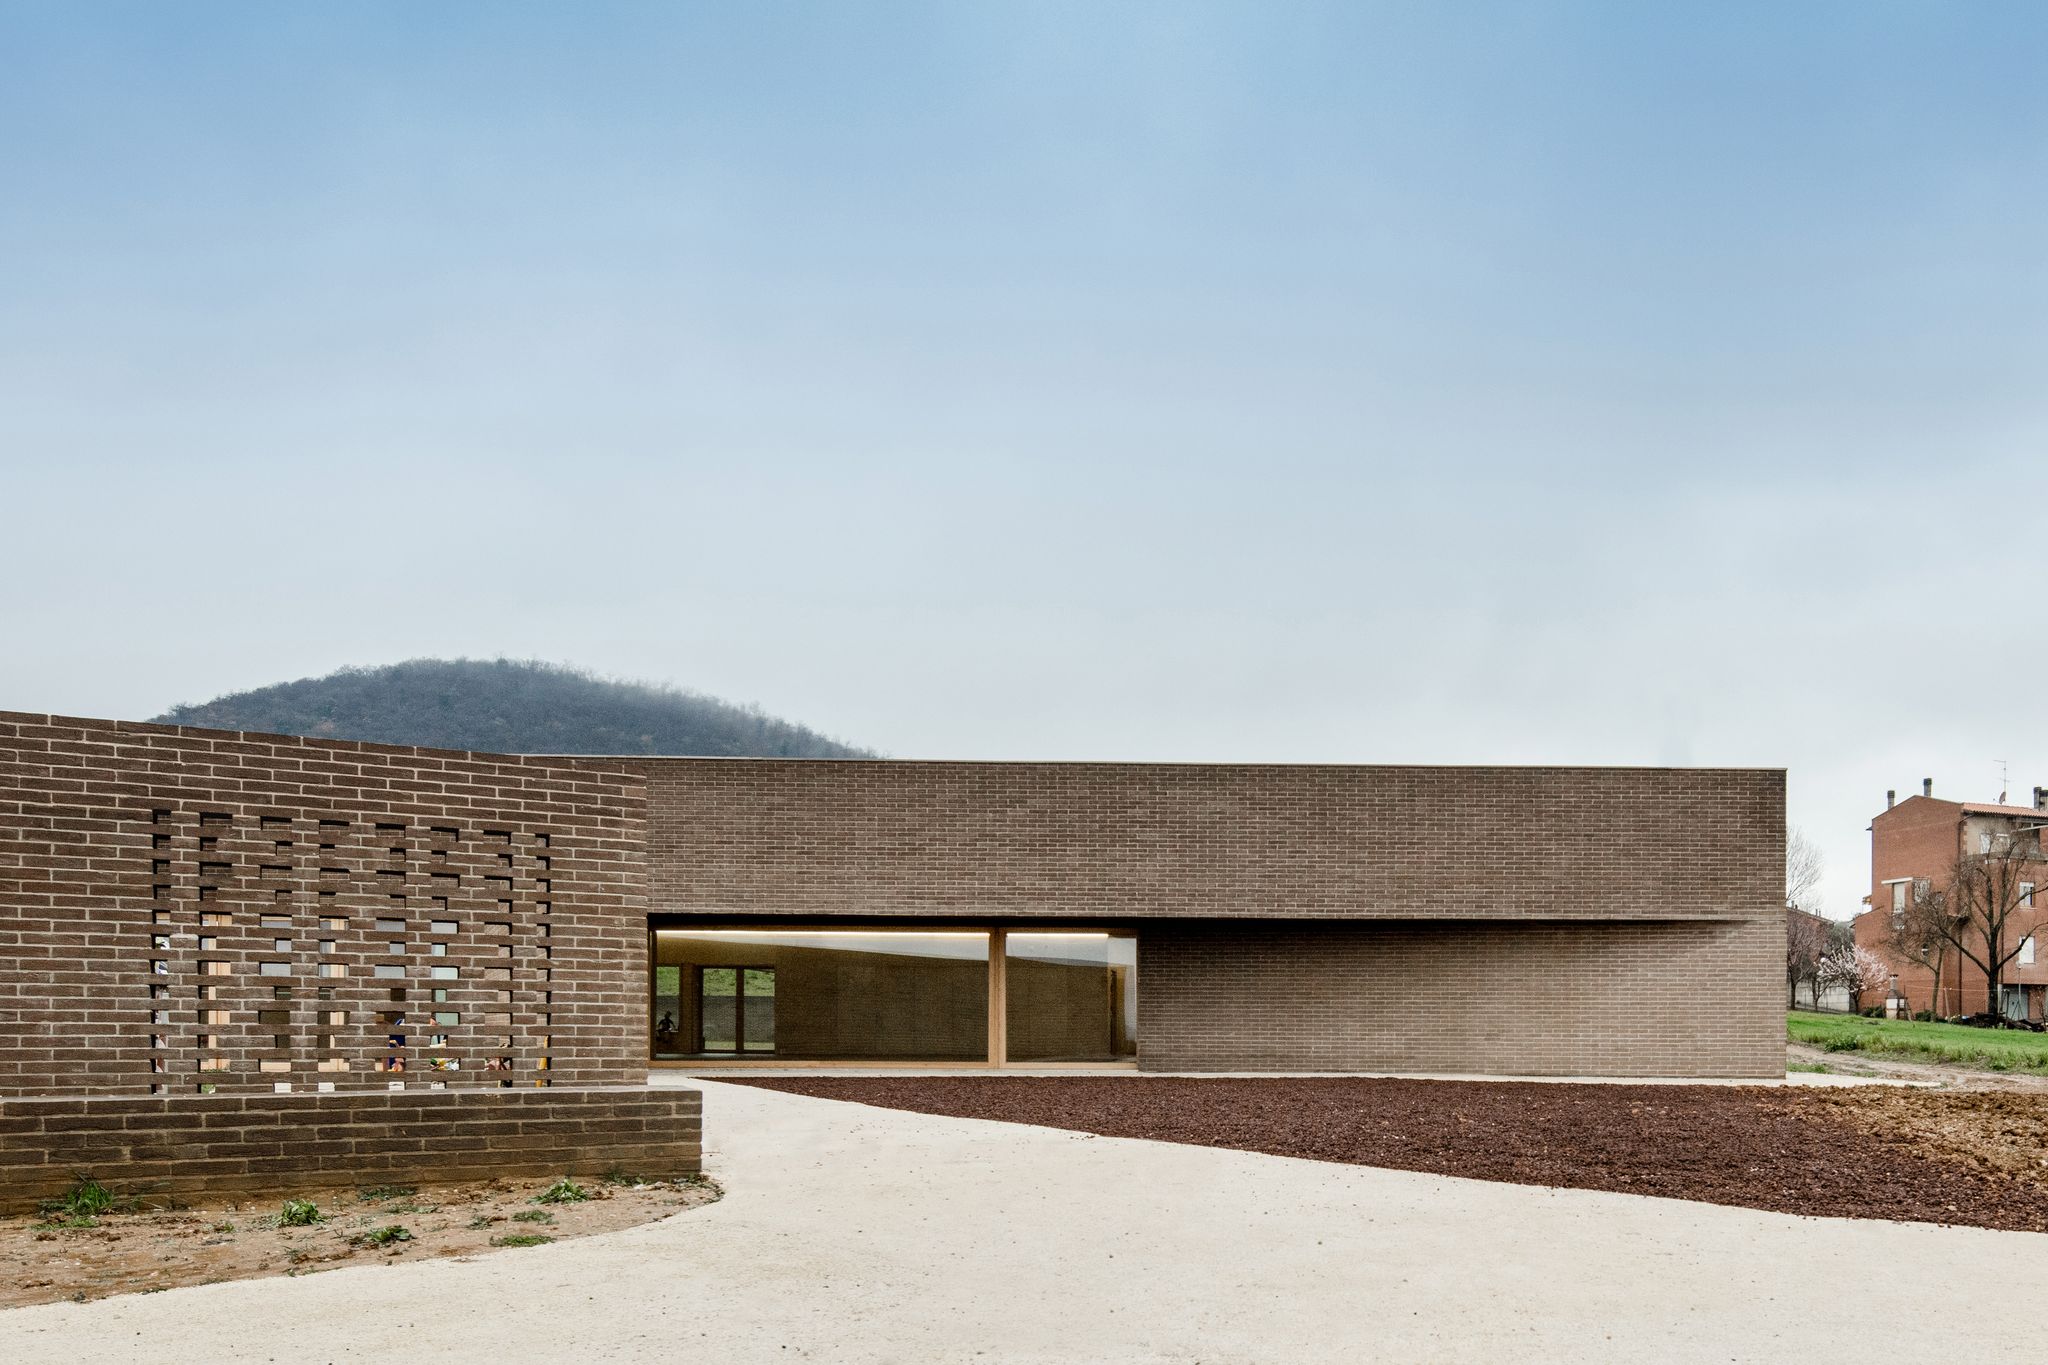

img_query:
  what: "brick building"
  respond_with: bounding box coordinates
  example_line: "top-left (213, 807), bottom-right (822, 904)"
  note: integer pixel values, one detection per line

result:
top-left (1, 709), bottom-right (1787, 1088)
top-left (1854, 780), bottom-right (2048, 1021)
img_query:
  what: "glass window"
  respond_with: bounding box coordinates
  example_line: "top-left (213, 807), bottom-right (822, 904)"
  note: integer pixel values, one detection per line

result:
top-left (1005, 932), bottom-right (1138, 1063)
top-left (653, 929), bottom-right (990, 1061)
top-left (653, 965), bottom-right (683, 1057)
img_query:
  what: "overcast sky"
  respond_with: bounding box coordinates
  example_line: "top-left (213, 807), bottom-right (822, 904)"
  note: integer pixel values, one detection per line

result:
top-left (4, 2), bottom-right (2045, 920)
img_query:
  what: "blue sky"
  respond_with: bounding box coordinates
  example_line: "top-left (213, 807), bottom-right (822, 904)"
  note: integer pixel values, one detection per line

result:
top-left (5, 2), bottom-right (2047, 917)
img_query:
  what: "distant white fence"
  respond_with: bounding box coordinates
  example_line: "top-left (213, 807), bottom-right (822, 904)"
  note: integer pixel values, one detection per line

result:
top-left (1790, 981), bottom-right (1852, 1013)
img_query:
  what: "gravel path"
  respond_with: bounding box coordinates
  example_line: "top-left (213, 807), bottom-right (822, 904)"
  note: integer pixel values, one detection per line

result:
top-left (734, 1075), bottom-right (2048, 1232)
top-left (4, 1079), bottom-right (2045, 1364)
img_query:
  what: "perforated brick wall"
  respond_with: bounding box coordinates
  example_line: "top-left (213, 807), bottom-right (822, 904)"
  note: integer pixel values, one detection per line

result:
top-left (0, 1086), bottom-right (700, 1212)
top-left (0, 712), bottom-right (647, 1097)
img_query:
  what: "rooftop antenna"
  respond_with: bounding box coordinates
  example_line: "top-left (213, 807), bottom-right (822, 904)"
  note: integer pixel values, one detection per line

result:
top-left (1998, 759), bottom-right (2009, 806)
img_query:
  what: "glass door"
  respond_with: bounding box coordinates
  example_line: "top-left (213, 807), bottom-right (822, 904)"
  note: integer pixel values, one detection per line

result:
top-left (740, 967), bottom-right (776, 1052)
top-left (698, 965), bottom-right (776, 1054)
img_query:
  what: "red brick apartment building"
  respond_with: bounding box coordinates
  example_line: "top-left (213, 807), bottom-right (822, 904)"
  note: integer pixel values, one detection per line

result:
top-left (1855, 780), bottom-right (2048, 1021)
top-left (1, 709), bottom-right (1787, 1091)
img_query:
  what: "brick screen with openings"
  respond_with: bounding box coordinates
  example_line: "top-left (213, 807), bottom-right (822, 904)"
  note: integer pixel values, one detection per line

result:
top-left (0, 712), bottom-right (647, 1097)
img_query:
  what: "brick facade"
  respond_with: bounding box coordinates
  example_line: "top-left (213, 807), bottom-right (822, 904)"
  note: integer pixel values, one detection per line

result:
top-left (0, 1086), bottom-right (699, 1212)
top-left (1856, 793), bottom-right (2048, 1020)
top-left (617, 759), bottom-right (1780, 922)
top-left (0, 711), bottom-right (648, 1097)
top-left (626, 757), bottom-right (1785, 1078)
top-left (1141, 919), bottom-right (1782, 1075)
top-left (3, 711), bottom-right (1785, 1085)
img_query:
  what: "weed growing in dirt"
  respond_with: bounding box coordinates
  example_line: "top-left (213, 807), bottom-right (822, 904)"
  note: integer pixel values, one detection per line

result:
top-left (47, 1175), bottom-right (115, 1220)
top-left (355, 1225), bottom-right (413, 1248)
top-left (36, 1174), bottom-right (127, 1228)
top-left (599, 1167), bottom-right (644, 1186)
top-left (1788, 1062), bottom-right (1832, 1074)
top-left (467, 1215), bottom-right (497, 1230)
top-left (534, 1178), bottom-right (590, 1205)
top-left (358, 1184), bottom-right (417, 1202)
top-left (511, 1209), bottom-right (554, 1224)
top-left (276, 1199), bottom-right (324, 1227)
top-left (490, 1233), bottom-right (554, 1247)
top-left (210, 1221), bottom-right (236, 1234)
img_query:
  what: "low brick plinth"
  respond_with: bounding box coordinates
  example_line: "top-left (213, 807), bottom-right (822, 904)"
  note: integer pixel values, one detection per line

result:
top-left (0, 1086), bottom-right (701, 1211)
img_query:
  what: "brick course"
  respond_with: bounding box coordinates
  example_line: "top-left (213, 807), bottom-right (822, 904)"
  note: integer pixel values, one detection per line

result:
top-left (0, 1086), bottom-right (700, 1212)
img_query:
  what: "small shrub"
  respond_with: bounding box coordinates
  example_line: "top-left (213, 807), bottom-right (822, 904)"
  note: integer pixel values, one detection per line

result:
top-left (490, 1233), bottom-right (554, 1247)
top-left (511, 1209), bottom-right (554, 1224)
top-left (533, 1178), bottom-right (589, 1205)
top-left (355, 1224), bottom-right (413, 1248)
top-left (277, 1199), bottom-right (324, 1227)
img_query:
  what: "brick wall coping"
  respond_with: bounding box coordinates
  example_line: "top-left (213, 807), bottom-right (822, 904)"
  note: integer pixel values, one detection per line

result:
top-left (0, 1084), bottom-right (684, 1109)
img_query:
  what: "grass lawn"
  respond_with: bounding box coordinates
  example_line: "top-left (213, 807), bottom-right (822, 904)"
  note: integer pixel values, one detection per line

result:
top-left (1788, 1011), bottom-right (2048, 1073)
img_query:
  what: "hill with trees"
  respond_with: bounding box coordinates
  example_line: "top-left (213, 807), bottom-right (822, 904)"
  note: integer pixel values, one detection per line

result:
top-left (154, 658), bottom-right (875, 759)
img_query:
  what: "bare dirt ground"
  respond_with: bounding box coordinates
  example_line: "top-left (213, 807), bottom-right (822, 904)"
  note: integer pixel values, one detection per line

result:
top-left (733, 1076), bottom-right (2048, 1233)
top-left (1789, 1041), bottom-right (2048, 1090)
top-left (0, 1173), bottom-right (720, 1310)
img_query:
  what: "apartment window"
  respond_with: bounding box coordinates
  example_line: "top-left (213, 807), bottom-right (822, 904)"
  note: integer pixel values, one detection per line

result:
top-left (1981, 832), bottom-right (1993, 854)
top-left (2023, 937), bottom-right (2037, 967)
top-left (1890, 882), bottom-right (1907, 927)
top-left (2024, 882), bottom-right (2036, 909)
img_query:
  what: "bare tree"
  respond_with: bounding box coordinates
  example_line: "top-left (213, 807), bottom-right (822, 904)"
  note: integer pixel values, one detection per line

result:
top-left (1925, 839), bottom-right (2039, 1018)
top-left (1786, 827), bottom-right (1826, 916)
top-left (1786, 908), bottom-right (1830, 1009)
top-left (1887, 879), bottom-right (1950, 1019)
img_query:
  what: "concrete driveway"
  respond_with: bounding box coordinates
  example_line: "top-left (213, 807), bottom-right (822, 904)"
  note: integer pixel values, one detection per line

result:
top-left (4, 1078), bottom-right (2043, 1363)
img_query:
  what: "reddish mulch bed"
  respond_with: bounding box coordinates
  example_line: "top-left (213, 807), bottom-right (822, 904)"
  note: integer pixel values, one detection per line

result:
top-left (731, 1077), bottom-right (2048, 1233)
